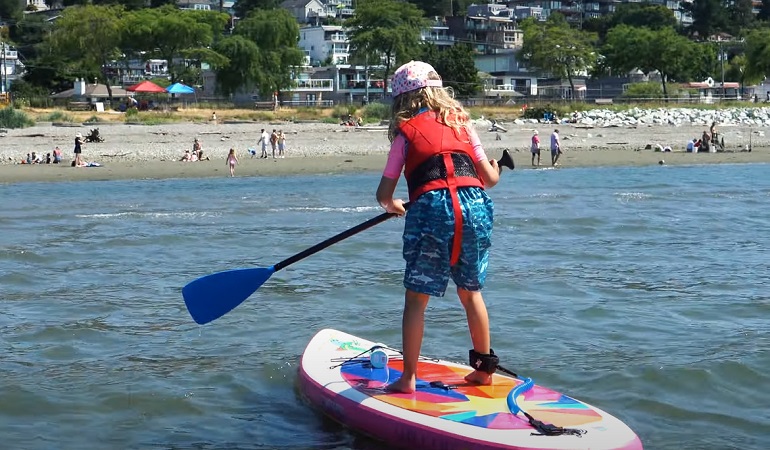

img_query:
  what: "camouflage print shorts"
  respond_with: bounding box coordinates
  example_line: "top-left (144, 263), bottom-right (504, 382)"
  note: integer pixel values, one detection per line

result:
top-left (403, 187), bottom-right (494, 297)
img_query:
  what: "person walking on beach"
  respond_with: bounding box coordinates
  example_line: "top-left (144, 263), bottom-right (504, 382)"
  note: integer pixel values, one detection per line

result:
top-left (531, 130), bottom-right (541, 167)
top-left (277, 130), bottom-right (286, 158)
top-left (74, 132), bottom-right (84, 167)
top-left (550, 129), bottom-right (562, 166)
top-left (375, 60), bottom-right (501, 394)
top-left (226, 148), bottom-right (238, 177)
top-left (257, 129), bottom-right (269, 158)
top-left (269, 129), bottom-right (278, 159)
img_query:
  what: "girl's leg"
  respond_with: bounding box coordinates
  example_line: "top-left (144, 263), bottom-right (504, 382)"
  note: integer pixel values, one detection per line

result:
top-left (387, 289), bottom-right (430, 394)
top-left (457, 287), bottom-right (493, 385)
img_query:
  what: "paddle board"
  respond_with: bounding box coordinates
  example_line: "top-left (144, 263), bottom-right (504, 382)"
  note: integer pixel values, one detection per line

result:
top-left (299, 328), bottom-right (643, 450)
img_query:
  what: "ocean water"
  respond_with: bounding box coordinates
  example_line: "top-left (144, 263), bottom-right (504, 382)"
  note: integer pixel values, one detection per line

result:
top-left (1, 163), bottom-right (769, 450)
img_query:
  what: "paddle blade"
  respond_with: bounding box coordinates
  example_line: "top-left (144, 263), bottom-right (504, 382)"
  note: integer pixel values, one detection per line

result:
top-left (182, 267), bottom-right (275, 324)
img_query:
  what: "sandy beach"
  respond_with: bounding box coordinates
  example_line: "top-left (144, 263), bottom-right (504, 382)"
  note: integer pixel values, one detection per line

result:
top-left (1, 120), bottom-right (768, 184)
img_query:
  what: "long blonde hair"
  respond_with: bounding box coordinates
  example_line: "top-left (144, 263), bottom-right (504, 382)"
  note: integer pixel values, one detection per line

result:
top-left (388, 71), bottom-right (471, 142)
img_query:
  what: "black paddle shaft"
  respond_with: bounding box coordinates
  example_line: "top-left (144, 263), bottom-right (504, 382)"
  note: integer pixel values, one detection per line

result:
top-left (273, 151), bottom-right (514, 272)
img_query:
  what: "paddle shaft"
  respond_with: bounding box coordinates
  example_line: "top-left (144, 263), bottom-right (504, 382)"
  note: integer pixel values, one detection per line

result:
top-left (274, 152), bottom-right (513, 272)
top-left (273, 204), bottom-right (410, 272)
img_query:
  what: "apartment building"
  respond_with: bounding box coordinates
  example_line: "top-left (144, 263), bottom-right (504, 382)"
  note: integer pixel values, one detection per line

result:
top-left (446, 4), bottom-right (523, 54)
top-left (299, 25), bottom-right (350, 65)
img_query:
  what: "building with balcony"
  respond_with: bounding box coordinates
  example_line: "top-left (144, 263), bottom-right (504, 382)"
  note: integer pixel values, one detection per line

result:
top-left (281, 0), bottom-right (327, 24)
top-left (421, 18), bottom-right (456, 49)
top-left (103, 59), bottom-right (169, 87)
top-left (1, 43), bottom-right (25, 93)
top-left (447, 4), bottom-right (523, 54)
top-left (323, 0), bottom-right (354, 19)
top-left (475, 51), bottom-right (538, 96)
top-left (299, 25), bottom-right (350, 66)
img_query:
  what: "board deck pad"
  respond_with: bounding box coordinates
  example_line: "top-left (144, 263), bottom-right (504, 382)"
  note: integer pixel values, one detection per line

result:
top-left (300, 329), bottom-right (643, 450)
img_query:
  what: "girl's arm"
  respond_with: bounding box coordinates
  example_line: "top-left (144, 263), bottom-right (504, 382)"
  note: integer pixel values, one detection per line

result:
top-left (376, 176), bottom-right (405, 215)
top-left (468, 127), bottom-right (500, 188)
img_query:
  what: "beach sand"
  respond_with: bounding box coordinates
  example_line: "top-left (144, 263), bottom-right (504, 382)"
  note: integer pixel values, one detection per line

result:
top-left (1, 121), bottom-right (768, 184)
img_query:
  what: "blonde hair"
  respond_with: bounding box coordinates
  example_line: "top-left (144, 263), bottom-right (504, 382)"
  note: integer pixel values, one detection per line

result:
top-left (228, 148), bottom-right (235, 155)
top-left (388, 71), bottom-right (470, 142)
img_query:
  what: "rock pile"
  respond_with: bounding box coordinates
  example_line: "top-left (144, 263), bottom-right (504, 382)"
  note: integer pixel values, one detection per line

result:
top-left (511, 107), bottom-right (770, 128)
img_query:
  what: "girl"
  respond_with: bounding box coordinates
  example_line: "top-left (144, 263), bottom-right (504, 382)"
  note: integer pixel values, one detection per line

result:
top-left (277, 130), bottom-right (286, 158)
top-left (531, 130), bottom-right (540, 167)
top-left (226, 148), bottom-right (238, 177)
top-left (74, 133), bottom-right (84, 167)
top-left (375, 61), bottom-right (501, 394)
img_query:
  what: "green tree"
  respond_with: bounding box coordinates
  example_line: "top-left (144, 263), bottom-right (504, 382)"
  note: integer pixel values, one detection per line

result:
top-left (683, 0), bottom-right (726, 38)
top-left (759, 0), bottom-right (770, 22)
top-left (419, 43), bottom-right (480, 96)
top-left (520, 14), bottom-right (598, 98)
top-left (608, 3), bottom-right (677, 31)
top-left (347, 0), bottom-right (428, 95)
top-left (212, 35), bottom-right (259, 97)
top-left (0, 0), bottom-right (23, 22)
top-left (744, 28), bottom-right (770, 80)
top-left (726, 0), bottom-right (754, 34)
top-left (124, 6), bottom-right (228, 84)
top-left (603, 25), bottom-right (708, 98)
top-left (48, 5), bottom-right (124, 102)
top-left (234, 9), bottom-right (305, 96)
top-left (233, 0), bottom-right (279, 20)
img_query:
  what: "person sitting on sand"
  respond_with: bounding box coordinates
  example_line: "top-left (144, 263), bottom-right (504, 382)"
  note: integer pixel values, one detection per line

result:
top-left (686, 138), bottom-right (696, 153)
top-left (180, 150), bottom-right (191, 162)
top-left (197, 149), bottom-right (210, 161)
top-left (53, 147), bottom-right (62, 164)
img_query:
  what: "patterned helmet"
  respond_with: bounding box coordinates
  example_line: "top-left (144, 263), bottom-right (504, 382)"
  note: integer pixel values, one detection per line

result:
top-left (391, 60), bottom-right (443, 98)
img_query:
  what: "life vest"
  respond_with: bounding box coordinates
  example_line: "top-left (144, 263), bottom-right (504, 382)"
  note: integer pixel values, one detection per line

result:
top-left (399, 110), bottom-right (484, 266)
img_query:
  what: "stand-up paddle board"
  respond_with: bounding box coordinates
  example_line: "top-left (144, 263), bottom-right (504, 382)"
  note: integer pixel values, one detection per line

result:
top-left (299, 329), bottom-right (643, 450)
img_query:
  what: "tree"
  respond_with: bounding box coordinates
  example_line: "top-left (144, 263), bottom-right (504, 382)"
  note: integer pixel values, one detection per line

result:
top-left (683, 0), bottom-right (726, 39)
top-left (603, 25), bottom-right (708, 98)
top-left (744, 28), bottom-right (770, 80)
top-left (212, 35), bottom-right (260, 97)
top-left (726, 0), bottom-right (754, 34)
top-left (234, 9), bottom-right (305, 96)
top-left (347, 0), bottom-right (428, 95)
top-left (520, 14), bottom-right (598, 98)
top-left (0, 0), bottom-right (23, 22)
top-left (419, 43), bottom-right (480, 96)
top-left (759, 0), bottom-right (770, 22)
top-left (48, 5), bottom-right (124, 102)
top-left (608, 3), bottom-right (677, 31)
top-left (233, 0), bottom-right (279, 20)
top-left (124, 6), bottom-right (228, 84)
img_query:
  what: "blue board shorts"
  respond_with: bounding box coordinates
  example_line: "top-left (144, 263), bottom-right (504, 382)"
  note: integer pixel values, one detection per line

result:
top-left (403, 187), bottom-right (494, 297)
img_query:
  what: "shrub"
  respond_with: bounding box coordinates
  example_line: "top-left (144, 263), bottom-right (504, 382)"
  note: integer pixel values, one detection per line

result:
top-left (41, 110), bottom-right (76, 123)
top-left (0, 107), bottom-right (35, 129)
top-left (84, 115), bottom-right (105, 123)
top-left (332, 104), bottom-right (350, 119)
top-left (362, 102), bottom-right (390, 120)
top-left (521, 104), bottom-right (572, 120)
top-left (622, 82), bottom-right (669, 99)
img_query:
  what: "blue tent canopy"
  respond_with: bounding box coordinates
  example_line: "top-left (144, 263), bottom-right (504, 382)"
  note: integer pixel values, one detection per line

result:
top-left (166, 83), bottom-right (195, 94)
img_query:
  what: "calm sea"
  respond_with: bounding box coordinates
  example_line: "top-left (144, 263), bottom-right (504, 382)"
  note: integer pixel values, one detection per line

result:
top-left (1, 163), bottom-right (768, 450)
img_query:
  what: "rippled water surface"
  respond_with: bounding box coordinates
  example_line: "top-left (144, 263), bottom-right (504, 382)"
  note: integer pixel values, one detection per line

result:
top-left (1, 164), bottom-right (769, 449)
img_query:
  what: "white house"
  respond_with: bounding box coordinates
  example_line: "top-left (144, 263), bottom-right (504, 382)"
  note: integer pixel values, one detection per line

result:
top-left (281, 0), bottom-right (327, 24)
top-left (299, 25), bottom-right (350, 66)
top-left (0, 43), bottom-right (25, 93)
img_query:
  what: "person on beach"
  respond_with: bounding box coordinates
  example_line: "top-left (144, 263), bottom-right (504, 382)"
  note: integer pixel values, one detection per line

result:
top-left (550, 129), bottom-right (562, 166)
top-left (375, 60), bottom-right (501, 394)
top-left (53, 147), bottom-right (62, 164)
top-left (74, 133), bottom-right (84, 167)
top-left (270, 129), bottom-right (278, 159)
top-left (192, 138), bottom-right (202, 157)
top-left (277, 130), bottom-right (286, 158)
top-left (257, 129), bottom-right (269, 158)
top-left (226, 148), bottom-right (238, 177)
top-left (531, 130), bottom-right (540, 166)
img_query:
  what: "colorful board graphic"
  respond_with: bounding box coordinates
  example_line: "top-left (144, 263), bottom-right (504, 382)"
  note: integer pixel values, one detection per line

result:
top-left (300, 329), bottom-right (643, 450)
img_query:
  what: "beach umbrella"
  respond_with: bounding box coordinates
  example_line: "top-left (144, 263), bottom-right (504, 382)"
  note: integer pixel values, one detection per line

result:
top-left (126, 80), bottom-right (167, 93)
top-left (166, 82), bottom-right (195, 94)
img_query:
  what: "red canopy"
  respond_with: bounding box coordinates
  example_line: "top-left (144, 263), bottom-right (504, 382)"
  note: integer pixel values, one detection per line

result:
top-left (126, 80), bottom-right (167, 93)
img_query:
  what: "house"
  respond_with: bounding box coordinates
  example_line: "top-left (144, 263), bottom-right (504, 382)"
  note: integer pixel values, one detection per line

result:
top-left (685, 78), bottom-right (741, 103)
top-left (1, 42), bottom-right (25, 93)
top-left (299, 25), bottom-right (350, 66)
top-left (421, 17), bottom-right (456, 50)
top-left (281, 0), bottom-right (327, 24)
top-left (50, 78), bottom-right (133, 104)
top-left (447, 4), bottom-right (523, 54)
top-left (475, 51), bottom-right (538, 96)
top-left (323, 0), bottom-right (354, 20)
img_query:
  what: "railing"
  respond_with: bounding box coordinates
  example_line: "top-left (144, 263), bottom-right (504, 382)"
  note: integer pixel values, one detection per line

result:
top-left (340, 80), bottom-right (386, 91)
top-left (281, 99), bottom-right (335, 107)
top-left (291, 79), bottom-right (334, 91)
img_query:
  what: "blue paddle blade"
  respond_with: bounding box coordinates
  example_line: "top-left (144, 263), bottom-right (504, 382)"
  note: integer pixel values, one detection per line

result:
top-left (182, 266), bottom-right (275, 324)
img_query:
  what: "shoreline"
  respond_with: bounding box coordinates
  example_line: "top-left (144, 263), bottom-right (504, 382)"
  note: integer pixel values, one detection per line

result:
top-left (1, 121), bottom-right (768, 184)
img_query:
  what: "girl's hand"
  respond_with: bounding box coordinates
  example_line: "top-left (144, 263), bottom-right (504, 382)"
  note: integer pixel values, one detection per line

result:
top-left (386, 199), bottom-right (406, 216)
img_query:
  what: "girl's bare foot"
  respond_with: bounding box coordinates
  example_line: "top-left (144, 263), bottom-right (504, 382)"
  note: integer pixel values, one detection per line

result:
top-left (386, 376), bottom-right (416, 394)
top-left (464, 369), bottom-right (493, 385)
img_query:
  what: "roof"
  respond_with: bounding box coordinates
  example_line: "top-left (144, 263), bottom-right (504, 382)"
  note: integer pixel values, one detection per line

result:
top-left (281, 0), bottom-right (317, 7)
top-left (50, 84), bottom-right (132, 99)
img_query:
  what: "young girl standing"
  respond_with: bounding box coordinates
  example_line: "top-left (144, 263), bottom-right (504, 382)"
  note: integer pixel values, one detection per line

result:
top-left (375, 61), bottom-right (501, 394)
top-left (226, 148), bottom-right (238, 177)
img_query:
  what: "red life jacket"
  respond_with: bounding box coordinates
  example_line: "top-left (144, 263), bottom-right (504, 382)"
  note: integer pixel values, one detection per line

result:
top-left (399, 111), bottom-right (484, 266)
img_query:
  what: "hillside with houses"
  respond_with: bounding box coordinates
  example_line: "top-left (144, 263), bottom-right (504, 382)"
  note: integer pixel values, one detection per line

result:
top-left (0, 0), bottom-right (769, 109)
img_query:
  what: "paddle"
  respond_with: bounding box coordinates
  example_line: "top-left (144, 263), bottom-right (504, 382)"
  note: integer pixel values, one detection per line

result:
top-left (183, 150), bottom-right (515, 324)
